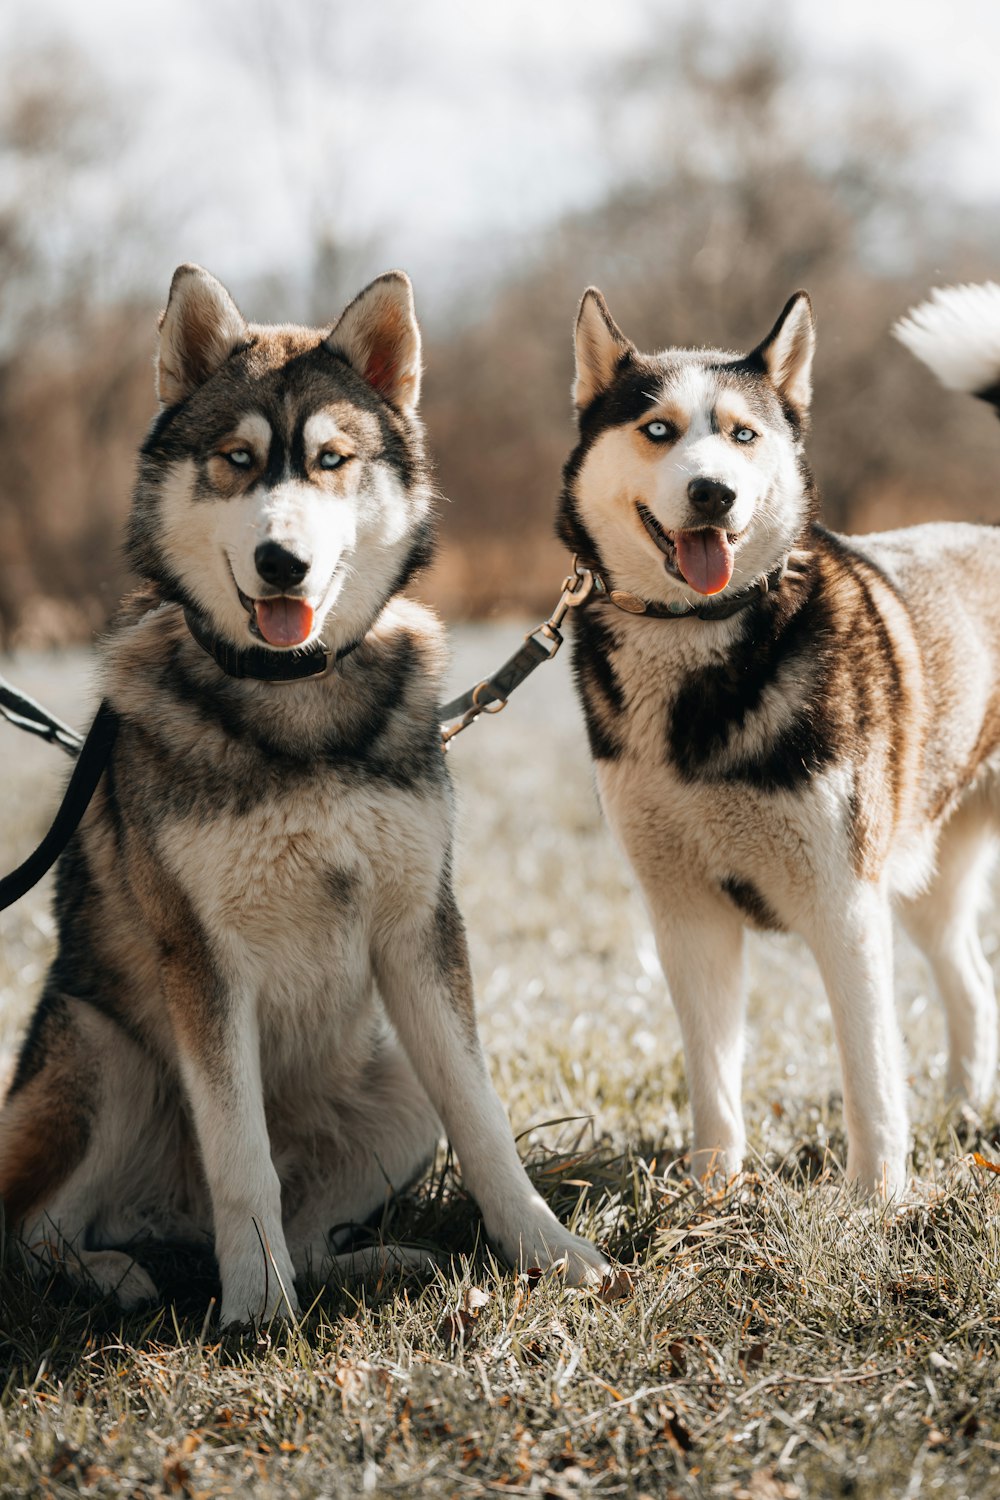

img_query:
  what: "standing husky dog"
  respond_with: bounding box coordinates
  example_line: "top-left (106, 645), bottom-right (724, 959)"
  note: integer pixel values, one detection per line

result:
top-left (0, 266), bottom-right (606, 1325)
top-left (558, 283), bottom-right (1000, 1196)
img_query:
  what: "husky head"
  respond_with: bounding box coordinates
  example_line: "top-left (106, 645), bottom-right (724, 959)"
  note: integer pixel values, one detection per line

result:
top-left (128, 265), bottom-right (433, 657)
top-left (558, 291), bottom-right (817, 604)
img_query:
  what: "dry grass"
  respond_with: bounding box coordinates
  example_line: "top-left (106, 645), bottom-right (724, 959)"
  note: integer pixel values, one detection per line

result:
top-left (2, 636), bottom-right (1000, 1498)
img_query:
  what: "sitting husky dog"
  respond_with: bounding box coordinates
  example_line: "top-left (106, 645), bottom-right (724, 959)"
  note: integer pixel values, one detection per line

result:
top-left (558, 282), bottom-right (1000, 1196)
top-left (0, 266), bottom-right (607, 1324)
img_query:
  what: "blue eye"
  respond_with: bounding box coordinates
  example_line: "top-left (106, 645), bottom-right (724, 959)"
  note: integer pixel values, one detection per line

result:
top-left (643, 420), bottom-right (675, 442)
top-left (226, 448), bottom-right (253, 468)
top-left (319, 450), bottom-right (345, 470)
top-left (734, 427), bottom-right (756, 444)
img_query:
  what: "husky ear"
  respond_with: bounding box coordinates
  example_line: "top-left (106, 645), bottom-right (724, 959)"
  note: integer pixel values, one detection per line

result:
top-left (751, 291), bottom-right (815, 418)
top-left (157, 265), bottom-right (249, 407)
top-left (574, 288), bottom-right (635, 411)
top-left (324, 271), bottom-right (422, 412)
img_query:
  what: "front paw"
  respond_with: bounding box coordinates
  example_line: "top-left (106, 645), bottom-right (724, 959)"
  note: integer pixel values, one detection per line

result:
top-left (220, 1254), bottom-right (300, 1328)
top-left (531, 1226), bottom-right (610, 1288)
top-left (500, 1209), bottom-right (609, 1287)
top-left (846, 1150), bottom-right (909, 1201)
top-left (78, 1249), bottom-right (160, 1310)
top-left (690, 1141), bottom-right (745, 1187)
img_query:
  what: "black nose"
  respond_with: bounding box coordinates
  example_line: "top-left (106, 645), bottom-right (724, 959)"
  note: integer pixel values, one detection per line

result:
top-left (687, 477), bottom-right (736, 520)
top-left (254, 541), bottom-right (310, 590)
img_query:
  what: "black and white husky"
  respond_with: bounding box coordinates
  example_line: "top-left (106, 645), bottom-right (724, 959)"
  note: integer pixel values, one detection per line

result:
top-left (0, 266), bottom-right (607, 1324)
top-left (558, 280), bottom-right (1000, 1196)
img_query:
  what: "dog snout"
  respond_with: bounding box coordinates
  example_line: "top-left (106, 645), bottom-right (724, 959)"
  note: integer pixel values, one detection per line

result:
top-left (254, 540), bottom-right (310, 591)
top-left (687, 477), bottom-right (736, 522)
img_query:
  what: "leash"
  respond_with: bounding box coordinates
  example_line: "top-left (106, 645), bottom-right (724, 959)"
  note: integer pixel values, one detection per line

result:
top-left (0, 549), bottom-right (782, 910)
top-left (439, 561), bottom-right (596, 743)
top-left (0, 693), bottom-right (118, 912)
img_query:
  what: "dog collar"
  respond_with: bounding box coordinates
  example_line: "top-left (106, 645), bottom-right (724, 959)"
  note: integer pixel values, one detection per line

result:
top-left (183, 607), bottom-right (357, 682)
top-left (588, 557), bottom-right (790, 622)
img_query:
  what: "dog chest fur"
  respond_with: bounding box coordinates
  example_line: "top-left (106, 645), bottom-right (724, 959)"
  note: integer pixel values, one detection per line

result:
top-left (156, 770), bottom-right (448, 1050)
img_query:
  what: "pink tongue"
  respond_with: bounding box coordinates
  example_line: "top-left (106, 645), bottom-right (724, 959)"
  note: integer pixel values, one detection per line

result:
top-left (254, 597), bottom-right (315, 647)
top-left (674, 529), bottom-right (734, 596)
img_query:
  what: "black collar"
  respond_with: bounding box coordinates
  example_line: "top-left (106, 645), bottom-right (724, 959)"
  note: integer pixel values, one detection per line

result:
top-left (589, 557), bottom-right (790, 622)
top-left (183, 607), bottom-right (359, 682)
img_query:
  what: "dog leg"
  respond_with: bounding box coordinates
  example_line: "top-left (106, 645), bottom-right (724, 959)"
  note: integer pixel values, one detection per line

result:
top-left (9, 1110), bottom-right (160, 1310)
top-left (167, 995), bottom-right (299, 1327)
top-left (1, 998), bottom-right (167, 1309)
top-left (804, 885), bottom-right (909, 1196)
top-left (373, 882), bottom-right (609, 1286)
top-left (899, 802), bottom-right (998, 1106)
top-left (645, 891), bottom-right (747, 1183)
top-left (130, 835), bottom-right (298, 1327)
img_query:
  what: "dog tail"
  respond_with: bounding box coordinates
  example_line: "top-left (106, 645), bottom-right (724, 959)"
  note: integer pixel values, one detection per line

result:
top-left (893, 283), bottom-right (1000, 413)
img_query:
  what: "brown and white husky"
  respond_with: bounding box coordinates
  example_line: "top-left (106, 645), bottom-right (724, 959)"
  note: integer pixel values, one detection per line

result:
top-left (0, 265), bottom-right (608, 1325)
top-left (557, 280), bottom-right (1000, 1195)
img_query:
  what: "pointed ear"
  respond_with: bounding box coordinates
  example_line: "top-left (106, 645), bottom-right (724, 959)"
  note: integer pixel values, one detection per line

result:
top-left (751, 291), bottom-right (815, 418)
top-left (324, 271), bottom-right (422, 412)
top-left (157, 264), bottom-right (249, 406)
top-left (574, 288), bottom-right (635, 410)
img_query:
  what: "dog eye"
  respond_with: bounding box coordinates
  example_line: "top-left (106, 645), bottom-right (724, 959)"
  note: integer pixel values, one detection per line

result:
top-left (225, 448), bottom-right (253, 468)
top-left (319, 450), bottom-right (346, 470)
top-left (642, 420), bottom-right (676, 443)
top-left (734, 427), bottom-right (757, 444)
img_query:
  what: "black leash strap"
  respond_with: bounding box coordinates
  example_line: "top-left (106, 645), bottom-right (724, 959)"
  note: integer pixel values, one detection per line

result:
top-left (0, 698), bottom-right (119, 912)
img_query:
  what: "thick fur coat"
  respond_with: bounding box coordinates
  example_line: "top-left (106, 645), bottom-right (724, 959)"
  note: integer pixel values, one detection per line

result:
top-left (0, 267), bottom-right (607, 1324)
top-left (558, 282), bottom-right (1000, 1193)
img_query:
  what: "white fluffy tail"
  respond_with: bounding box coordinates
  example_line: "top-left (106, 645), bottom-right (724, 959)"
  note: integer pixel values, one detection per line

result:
top-left (893, 282), bottom-right (1000, 399)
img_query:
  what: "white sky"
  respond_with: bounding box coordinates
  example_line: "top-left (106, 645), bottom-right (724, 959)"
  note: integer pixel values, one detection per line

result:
top-left (3, 0), bottom-right (1000, 318)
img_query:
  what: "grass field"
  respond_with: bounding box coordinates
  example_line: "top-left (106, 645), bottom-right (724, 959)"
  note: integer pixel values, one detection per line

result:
top-left (2, 634), bottom-right (1000, 1498)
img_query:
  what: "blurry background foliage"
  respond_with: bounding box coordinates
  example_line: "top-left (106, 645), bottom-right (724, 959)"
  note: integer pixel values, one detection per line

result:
top-left (0, 0), bottom-right (998, 644)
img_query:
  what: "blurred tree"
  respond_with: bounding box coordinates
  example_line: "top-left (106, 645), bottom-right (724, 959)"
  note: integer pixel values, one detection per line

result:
top-left (0, 45), bottom-right (160, 644)
top-left (213, 0), bottom-right (374, 326)
top-left (421, 16), bottom-right (1000, 615)
top-left (0, 11), bottom-right (998, 641)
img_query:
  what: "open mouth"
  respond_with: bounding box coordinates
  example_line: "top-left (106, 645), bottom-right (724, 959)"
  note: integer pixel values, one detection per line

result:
top-left (252, 596), bottom-right (315, 647)
top-left (228, 564), bottom-right (318, 649)
top-left (637, 504), bottom-right (738, 597)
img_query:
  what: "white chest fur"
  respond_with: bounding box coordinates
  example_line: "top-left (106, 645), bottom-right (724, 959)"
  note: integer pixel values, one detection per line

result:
top-left (156, 774), bottom-right (450, 1045)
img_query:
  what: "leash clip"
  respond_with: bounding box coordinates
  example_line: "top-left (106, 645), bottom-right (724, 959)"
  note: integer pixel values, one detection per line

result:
top-left (439, 558), bottom-right (597, 748)
top-left (441, 679), bottom-right (510, 748)
top-left (544, 557), bottom-right (597, 638)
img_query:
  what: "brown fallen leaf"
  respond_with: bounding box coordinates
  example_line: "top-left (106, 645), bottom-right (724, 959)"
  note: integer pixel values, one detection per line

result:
top-left (440, 1284), bottom-right (492, 1346)
top-left (599, 1266), bottom-right (635, 1302)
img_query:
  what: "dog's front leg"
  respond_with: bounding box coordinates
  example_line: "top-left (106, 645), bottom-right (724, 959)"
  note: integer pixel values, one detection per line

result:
top-left (803, 884), bottom-right (909, 1196)
top-left (645, 891), bottom-right (748, 1183)
top-left (373, 883), bottom-right (609, 1285)
top-left (162, 978), bottom-right (298, 1326)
